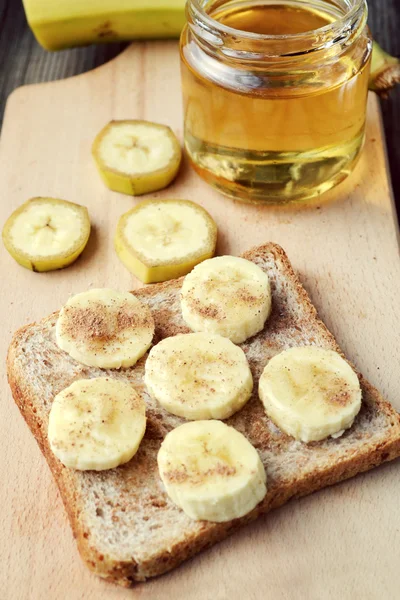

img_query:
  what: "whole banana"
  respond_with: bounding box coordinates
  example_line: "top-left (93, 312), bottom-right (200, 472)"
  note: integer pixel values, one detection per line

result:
top-left (22, 2), bottom-right (400, 99)
top-left (22, 0), bottom-right (186, 51)
top-left (22, 1), bottom-right (400, 100)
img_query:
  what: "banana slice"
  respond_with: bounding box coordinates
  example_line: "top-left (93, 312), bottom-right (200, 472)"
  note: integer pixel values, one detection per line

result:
top-left (48, 378), bottom-right (146, 471)
top-left (115, 199), bottom-right (217, 283)
top-left (158, 420), bottom-right (267, 522)
top-left (258, 346), bottom-right (362, 443)
top-left (2, 197), bottom-right (90, 272)
top-left (180, 256), bottom-right (272, 344)
top-left (92, 120), bottom-right (182, 196)
top-left (56, 288), bottom-right (154, 369)
top-left (145, 333), bottom-right (253, 420)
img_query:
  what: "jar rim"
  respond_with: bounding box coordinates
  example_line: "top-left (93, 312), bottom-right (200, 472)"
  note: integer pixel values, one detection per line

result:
top-left (189, 0), bottom-right (366, 42)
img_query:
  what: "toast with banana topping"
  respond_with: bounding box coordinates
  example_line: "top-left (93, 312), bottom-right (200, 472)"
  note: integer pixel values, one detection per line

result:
top-left (7, 242), bottom-right (400, 586)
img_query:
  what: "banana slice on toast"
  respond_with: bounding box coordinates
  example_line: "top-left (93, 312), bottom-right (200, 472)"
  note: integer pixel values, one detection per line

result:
top-left (259, 346), bottom-right (362, 442)
top-left (158, 420), bottom-right (267, 522)
top-left (115, 199), bottom-right (217, 283)
top-left (2, 197), bottom-right (90, 272)
top-left (48, 378), bottom-right (146, 471)
top-left (56, 288), bottom-right (154, 368)
top-left (92, 120), bottom-right (182, 196)
top-left (145, 332), bottom-right (253, 419)
top-left (180, 256), bottom-right (272, 343)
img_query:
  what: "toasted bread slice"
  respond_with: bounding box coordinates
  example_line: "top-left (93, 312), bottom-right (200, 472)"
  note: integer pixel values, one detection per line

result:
top-left (7, 243), bottom-right (400, 586)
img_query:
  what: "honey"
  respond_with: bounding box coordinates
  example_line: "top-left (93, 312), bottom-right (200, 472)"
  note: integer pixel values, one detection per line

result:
top-left (219, 3), bottom-right (333, 34)
top-left (180, 0), bottom-right (372, 204)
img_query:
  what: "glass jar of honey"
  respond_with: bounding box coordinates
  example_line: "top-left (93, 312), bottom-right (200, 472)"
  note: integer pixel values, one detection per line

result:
top-left (180, 0), bottom-right (372, 204)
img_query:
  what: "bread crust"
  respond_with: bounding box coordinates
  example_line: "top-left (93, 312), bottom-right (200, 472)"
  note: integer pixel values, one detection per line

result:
top-left (7, 243), bottom-right (400, 586)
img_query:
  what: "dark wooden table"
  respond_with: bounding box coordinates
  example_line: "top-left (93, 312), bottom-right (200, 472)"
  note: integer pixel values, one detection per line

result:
top-left (0, 0), bottom-right (399, 215)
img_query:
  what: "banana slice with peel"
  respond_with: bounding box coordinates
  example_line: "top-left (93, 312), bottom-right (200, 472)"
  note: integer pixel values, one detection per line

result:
top-left (56, 288), bottom-right (154, 368)
top-left (2, 197), bottom-right (90, 272)
top-left (158, 420), bottom-right (267, 522)
top-left (145, 332), bottom-right (253, 420)
top-left (115, 199), bottom-right (217, 283)
top-left (259, 346), bottom-right (362, 443)
top-left (48, 378), bottom-right (146, 471)
top-left (92, 120), bottom-right (182, 196)
top-left (180, 256), bottom-right (272, 344)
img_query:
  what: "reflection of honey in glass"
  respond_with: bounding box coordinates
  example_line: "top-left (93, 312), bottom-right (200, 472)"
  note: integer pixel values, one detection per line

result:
top-left (181, 2), bottom-right (372, 203)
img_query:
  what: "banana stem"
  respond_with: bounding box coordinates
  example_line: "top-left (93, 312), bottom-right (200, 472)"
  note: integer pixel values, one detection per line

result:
top-left (369, 41), bottom-right (400, 98)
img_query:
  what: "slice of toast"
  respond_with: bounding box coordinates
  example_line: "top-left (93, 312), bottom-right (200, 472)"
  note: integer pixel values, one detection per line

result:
top-left (7, 243), bottom-right (400, 587)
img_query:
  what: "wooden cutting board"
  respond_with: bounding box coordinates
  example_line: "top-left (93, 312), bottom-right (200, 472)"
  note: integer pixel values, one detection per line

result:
top-left (1, 42), bottom-right (399, 600)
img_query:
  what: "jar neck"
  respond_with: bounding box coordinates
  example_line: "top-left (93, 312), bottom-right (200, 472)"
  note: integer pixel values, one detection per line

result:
top-left (186, 0), bottom-right (368, 63)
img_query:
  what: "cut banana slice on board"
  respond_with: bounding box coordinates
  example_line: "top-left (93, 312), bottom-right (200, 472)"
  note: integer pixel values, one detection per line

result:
top-left (158, 420), bottom-right (267, 522)
top-left (258, 346), bottom-right (362, 443)
top-left (48, 378), bottom-right (146, 471)
top-left (115, 199), bottom-right (217, 283)
top-left (56, 288), bottom-right (154, 369)
top-left (180, 256), bottom-right (272, 344)
top-left (92, 120), bottom-right (182, 196)
top-left (145, 333), bottom-right (253, 420)
top-left (2, 197), bottom-right (90, 272)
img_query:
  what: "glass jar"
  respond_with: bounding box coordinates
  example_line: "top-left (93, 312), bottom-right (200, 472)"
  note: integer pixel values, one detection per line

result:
top-left (180, 0), bottom-right (372, 204)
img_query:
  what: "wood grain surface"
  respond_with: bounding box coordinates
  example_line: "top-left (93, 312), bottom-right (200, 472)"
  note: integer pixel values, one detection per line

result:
top-left (1, 42), bottom-right (400, 600)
